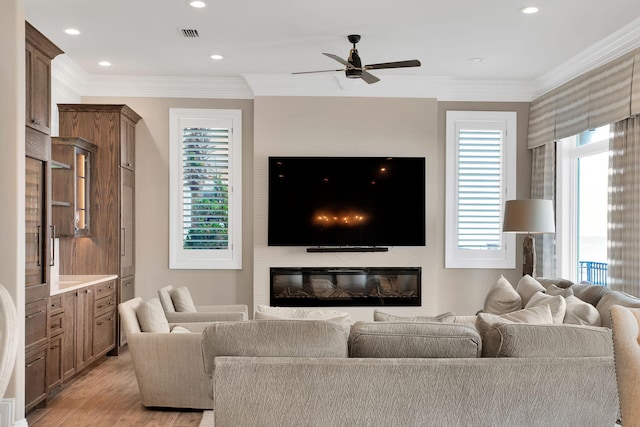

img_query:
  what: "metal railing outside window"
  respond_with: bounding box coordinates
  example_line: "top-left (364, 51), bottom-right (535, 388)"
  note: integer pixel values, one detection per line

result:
top-left (578, 261), bottom-right (608, 286)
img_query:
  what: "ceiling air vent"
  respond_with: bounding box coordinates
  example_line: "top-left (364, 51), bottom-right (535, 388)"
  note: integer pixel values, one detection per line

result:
top-left (179, 29), bottom-right (200, 38)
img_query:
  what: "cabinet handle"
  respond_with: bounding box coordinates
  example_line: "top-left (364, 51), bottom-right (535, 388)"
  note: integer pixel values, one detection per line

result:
top-left (26, 310), bottom-right (44, 319)
top-left (121, 228), bottom-right (126, 256)
top-left (50, 343), bottom-right (60, 350)
top-left (36, 226), bottom-right (41, 266)
top-left (50, 225), bottom-right (56, 266)
top-left (26, 356), bottom-right (44, 368)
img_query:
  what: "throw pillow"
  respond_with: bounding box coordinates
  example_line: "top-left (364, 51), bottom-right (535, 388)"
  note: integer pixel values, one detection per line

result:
top-left (169, 286), bottom-right (197, 312)
top-left (564, 295), bottom-right (601, 326)
top-left (545, 284), bottom-right (574, 298)
top-left (515, 275), bottom-right (546, 307)
top-left (483, 276), bottom-right (522, 315)
top-left (373, 310), bottom-right (456, 322)
top-left (475, 305), bottom-right (554, 339)
top-left (525, 292), bottom-right (567, 324)
top-left (136, 298), bottom-right (170, 333)
top-left (170, 325), bottom-right (191, 333)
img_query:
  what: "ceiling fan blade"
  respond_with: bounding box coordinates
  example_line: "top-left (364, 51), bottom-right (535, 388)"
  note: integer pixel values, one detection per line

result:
top-left (323, 53), bottom-right (356, 69)
top-left (364, 59), bottom-right (421, 70)
top-left (360, 71), bottom-right (380, 84)
top-left (292, 69), bottom-right (344, 75)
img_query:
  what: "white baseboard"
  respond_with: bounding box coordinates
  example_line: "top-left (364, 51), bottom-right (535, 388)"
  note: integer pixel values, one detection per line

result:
top-left (0, 399), bottom-right (27, 427)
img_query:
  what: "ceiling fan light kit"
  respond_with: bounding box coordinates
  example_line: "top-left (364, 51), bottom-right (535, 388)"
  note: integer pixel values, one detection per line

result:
top-left (293, 34), bottom-right (421, 84)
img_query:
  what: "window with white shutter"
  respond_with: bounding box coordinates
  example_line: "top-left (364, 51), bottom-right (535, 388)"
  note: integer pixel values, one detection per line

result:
top-left (445, 111), bottom-right (516, 269)
top-left (169, 109), bottom-right (242, 269)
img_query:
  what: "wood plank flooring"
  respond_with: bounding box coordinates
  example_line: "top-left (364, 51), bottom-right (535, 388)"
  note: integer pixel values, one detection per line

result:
top-left (26, 348), bottom-right (203, 427)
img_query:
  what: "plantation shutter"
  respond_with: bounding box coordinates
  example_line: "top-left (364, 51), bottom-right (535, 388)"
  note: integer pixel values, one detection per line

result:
top-left (456, 129), bottom-right (503, 250)
top-left (182, 127), bottom-right (230, 250)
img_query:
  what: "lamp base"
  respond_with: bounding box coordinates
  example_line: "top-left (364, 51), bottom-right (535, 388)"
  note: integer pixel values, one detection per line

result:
top-left (523, 234), bottom-right (536, 277)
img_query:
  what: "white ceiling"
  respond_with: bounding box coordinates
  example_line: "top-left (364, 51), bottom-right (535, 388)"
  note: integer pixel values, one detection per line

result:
top-left (24, 0), bottom-right (640, 100)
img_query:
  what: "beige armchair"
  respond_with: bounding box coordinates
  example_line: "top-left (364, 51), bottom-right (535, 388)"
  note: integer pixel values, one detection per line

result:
top-left (610, 304), bottom-right (640, 426)
top-left (0, 284), bottom-right (18, 399)
top-left (118, 297), bottom-right (213, 409)
top-left (157, 285), bottom-right (248, 322)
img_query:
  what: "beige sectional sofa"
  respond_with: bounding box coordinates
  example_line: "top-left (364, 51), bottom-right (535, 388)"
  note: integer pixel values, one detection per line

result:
top-left (199, 279), bottom-right (640, 427)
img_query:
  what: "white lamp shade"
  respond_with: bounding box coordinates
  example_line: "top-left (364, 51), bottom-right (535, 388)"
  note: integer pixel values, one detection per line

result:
top-left (502, 199), bottom-right (555, 234)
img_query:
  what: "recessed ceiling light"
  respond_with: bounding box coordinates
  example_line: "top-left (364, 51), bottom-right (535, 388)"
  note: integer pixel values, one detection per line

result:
top-left (64, 28), bottom-right (80, 35)
top-left (189, 0), bottom-right (206, 7)
top-left (98, 61), bottom-right (111, 67)
top-left (210, 54), bottom-right (224, 60)
top-left (520, 6), bottom-right (539, 14)
top-left (467, 57), bottom-right (485, 63)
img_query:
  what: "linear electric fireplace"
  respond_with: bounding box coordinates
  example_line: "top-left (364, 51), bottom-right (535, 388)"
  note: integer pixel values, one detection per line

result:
top-left (270, 267), bottom-right (421, 307)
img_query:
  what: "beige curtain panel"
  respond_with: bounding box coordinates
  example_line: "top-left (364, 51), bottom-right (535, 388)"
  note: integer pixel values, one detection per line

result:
top-left (528, 50), bottom-right (640, 148)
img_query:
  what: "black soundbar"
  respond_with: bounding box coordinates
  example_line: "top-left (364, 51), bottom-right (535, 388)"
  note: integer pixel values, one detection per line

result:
top-left (306, 247), bottom-right (389, 253)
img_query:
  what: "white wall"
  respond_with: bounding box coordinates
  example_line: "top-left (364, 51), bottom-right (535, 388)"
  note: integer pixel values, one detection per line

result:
top-left (80, 96), bottom-right (255, 307)
top-left (0, 3), bottom-right (26, 423)
top-left (254, 97), bottom-right (531, 321)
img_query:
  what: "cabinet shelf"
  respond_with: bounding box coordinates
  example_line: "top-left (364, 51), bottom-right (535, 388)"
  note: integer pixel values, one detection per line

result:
top-left (51, 160), bottom-right (70, 170)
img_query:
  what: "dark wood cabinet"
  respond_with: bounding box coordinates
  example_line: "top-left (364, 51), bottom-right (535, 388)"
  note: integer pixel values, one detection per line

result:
top-left (57, 104), bottom-right (141, 354)
top-left (24, 22), bottom-right (63, 413)
top-left (51, 137), bottom-right (97, 237)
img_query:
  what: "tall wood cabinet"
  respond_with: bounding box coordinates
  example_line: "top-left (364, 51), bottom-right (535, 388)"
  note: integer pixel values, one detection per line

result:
top-left (24, 21), bottom-right (63, 412)
top-left (57, 104), bottom-right (142, 353)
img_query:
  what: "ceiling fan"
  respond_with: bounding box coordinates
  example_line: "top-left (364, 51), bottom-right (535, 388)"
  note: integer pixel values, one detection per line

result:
top-left (293, 34), bottom-right (421, 84)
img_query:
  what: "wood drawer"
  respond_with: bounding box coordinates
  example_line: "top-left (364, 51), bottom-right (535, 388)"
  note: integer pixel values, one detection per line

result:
top-left (49, 312), bottom-right (63, 337)
top-left (25, 345), bottom-right (47, 411)
top-left (26, 283), bottom-right (48, 304)
top-left (49, 295), bottom-right (63, 315)
top-left (94, 280), bottom-right (116, 298)
top-left (26, 299), bottom-right (48, 350)
top-left (94, 293), bottom-right (116, 317)
top-left (93, 310), bottom-right (116, 357)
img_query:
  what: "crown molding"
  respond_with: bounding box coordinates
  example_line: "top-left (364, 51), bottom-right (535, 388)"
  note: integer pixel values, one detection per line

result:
top-left (243, 74), bottom-right (536, 102)
top-left (51, 54), bottom-right (89, 95)
top-left (81, 74), bottom-right (254, 99)
top-left (534, 16), bottom-right (640, 98)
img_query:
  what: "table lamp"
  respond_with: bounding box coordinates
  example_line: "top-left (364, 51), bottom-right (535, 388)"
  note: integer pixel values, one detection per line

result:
top-left (502, 199), bottom-right (555, 277)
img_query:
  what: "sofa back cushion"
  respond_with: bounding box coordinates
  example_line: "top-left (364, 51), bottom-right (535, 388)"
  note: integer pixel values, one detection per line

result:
top-left (482, 323), bottom-right (613, 357)
top-left (596, 291), bottom-right (640, 328)
top-left (348, 321), bottom-right (482, 358)
top-left (201, 320), bottom-right (348, 376)
top-left (571, 283), bottom-right (611, 306)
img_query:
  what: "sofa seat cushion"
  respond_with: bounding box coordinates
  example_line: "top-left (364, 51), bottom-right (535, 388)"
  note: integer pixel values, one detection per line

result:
top-left (481, 323), bottom-right (613, 357)
top-left (348, 321), bottom-right (482, 358)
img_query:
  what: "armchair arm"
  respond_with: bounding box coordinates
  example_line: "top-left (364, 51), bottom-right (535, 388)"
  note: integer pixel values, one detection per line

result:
top-left (165, 311), bottom-right (246, 323)
top-left (126, 332), bottom-right (212, 409)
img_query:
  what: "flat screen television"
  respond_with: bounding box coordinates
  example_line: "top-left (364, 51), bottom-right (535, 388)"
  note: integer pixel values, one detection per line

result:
top-left (268, 156), bottom-right (426, 247)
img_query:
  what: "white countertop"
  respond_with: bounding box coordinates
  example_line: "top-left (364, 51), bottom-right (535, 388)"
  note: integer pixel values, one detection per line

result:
top-left (50, 274), bottom-right (118, 296)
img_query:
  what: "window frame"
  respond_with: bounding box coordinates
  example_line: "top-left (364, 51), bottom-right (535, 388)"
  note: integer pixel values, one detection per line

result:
top-left (556, 128), bottom-right (609, 282)
top-left (169, 108), bottom-right (242, 269)
top-left (445, 110), bottom-right (517, 269)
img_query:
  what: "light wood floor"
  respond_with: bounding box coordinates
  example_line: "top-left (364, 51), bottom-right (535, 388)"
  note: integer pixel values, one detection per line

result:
top-left (26, 348), bottom-right (203, 427)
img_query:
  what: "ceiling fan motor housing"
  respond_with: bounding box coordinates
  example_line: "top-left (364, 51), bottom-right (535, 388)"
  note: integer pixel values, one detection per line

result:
top-left (346, 48), bottom-right (363, 79)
